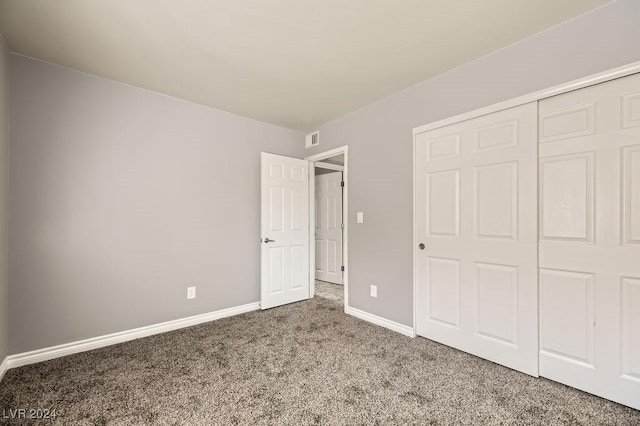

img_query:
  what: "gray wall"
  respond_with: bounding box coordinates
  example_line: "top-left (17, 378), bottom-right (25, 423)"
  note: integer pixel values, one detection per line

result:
top-left (304, 0), bottom-right (640, 326)
top-left (9, 55), bottom-right (303, 353)
top-left (6, 0), bottom-right (640, 354)
top-left (0, 38), bottom-right (9, 361)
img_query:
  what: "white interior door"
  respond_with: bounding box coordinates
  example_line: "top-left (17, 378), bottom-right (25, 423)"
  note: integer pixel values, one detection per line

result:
top-left (315, 171), bottom-right (343, 284)
top-left (415, 102), bottom-right (539, 376)
top-left (538, 73), bottom-right (640, 410)
top-left (261, 153), bottom-right (310, 309)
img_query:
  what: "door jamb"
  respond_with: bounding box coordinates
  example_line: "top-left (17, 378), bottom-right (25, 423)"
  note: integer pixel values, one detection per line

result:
top-left (305, 146), bottom-right (349, 311)
top-left (314, 161), bottom-right (344, 172)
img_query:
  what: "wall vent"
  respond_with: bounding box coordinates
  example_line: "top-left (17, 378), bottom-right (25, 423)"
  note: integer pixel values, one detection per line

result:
top-left (305, 131), bottom-right (320, 148)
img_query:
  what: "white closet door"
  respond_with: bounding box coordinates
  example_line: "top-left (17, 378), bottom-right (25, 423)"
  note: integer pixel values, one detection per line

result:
top-left (315, 172), bottom-right (343, 284)
top-left (538, 73), bottom-right (640, 410)
top-left (415, 102), bottom-right (538, 376)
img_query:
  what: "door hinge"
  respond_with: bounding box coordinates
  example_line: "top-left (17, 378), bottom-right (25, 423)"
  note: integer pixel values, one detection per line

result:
top-left (341, 266), bottom-right (345, 272)
top-left (341, 223), bottom-right (344, 230)
top-left (341, 181), bottom-right (344, 187)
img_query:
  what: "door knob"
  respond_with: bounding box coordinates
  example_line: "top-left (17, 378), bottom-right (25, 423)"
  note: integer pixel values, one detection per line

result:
top-left (263, 238), bottom-right (276, 243)
top-left (419, 243), bottom-right (425, 250)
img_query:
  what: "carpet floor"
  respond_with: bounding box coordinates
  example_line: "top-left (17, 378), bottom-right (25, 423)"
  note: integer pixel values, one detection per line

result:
top-left (0, 293), bottom-right (638, 425)
top-left (314, 280), bottom-right (344, 302)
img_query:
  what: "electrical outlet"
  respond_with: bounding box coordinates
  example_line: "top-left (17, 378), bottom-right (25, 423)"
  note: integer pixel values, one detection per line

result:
top-left (187, 286), bottom-right (196, 300)
top-left (357, 212), bottom-right (364, 223)
top-left (370, 285), bottom-right (377, 298)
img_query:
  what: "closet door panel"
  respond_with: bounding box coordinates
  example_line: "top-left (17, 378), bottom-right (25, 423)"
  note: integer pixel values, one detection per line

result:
top-left (539, 72), bottom-right (640, 410)
top-left (415, 102), bottom-right (538, 376)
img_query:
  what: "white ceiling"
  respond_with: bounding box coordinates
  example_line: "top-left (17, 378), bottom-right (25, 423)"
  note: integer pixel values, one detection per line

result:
top-left (0, 0), bottom-right (611, 130)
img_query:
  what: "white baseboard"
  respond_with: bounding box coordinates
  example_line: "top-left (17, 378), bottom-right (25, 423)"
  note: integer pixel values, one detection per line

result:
top-left (5, 302), bottom-right (261, 370)
top-left (0, 357), bottom-right (7, 382)
top-left (345, 306), bottom-right (415, 338)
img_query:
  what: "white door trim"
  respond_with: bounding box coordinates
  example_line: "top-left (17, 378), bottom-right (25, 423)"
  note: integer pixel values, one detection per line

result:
top-left (413, 60), bottom-right (640, 136)
top-left (315, 161), bottom-right (344, 172)
top-left (306, 146), bottom-right (349, 310)
top-left (413, 60), bottom-right (640, 336)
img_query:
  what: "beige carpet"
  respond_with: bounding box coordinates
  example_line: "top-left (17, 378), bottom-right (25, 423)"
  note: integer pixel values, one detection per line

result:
top-left (0, 295), bottom-right (638, 425)
top-left (314, 280), bottom-right (343, 302)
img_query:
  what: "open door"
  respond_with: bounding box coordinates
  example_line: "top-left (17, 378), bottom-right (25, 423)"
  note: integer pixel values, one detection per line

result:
top-left (315, 171), bottom-right (343, 284)
top-left (261, 152), bottom-right (310, 309)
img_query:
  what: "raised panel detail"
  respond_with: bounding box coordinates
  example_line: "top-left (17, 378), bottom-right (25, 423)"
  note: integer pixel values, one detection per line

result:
top-left (623, 146), bottom-right (640, 245)
top-left (427, 170), bottom-right (460, 237)
top-left (427, 134), bottom-right (460, 161)
top-left (540, 153), bottom-right (594, 241)
top-left (269, 187), bottom-right (284, 232)
top-left (476, 120), bottom-right (518, 151)
top-left (290, 166), bottom-right (305, 181)
top-left (315, 198), bottom-right (321, 229)
top-left (428, 257), bottom-right (460, 328)
top-left (290, 189), bottom-right (303, 230)
top-left (622, 93), bottom-right (640, 128)
top-left (269, 164), bottom-right (285, 179)
top-left (540, 103), bottom-right (595, 143)
top-left (475, 162), bottom-right (517, 239)
top-left (540, 269), bottom-right (594, 366)
top-left (621, 277), bottom-right (640, 381)
top-left (327, 240), bottom-right (338, 273)
top-left (290, 246), bottom-right (303, 289)
top-left (315, 240), bottom-right (324, 272)
top-left (327, 195), bottom-right (338, 229)
top-left (269, 247), bottom-right (284, 294)
top-left (476, 263), bottom-right (518, 345)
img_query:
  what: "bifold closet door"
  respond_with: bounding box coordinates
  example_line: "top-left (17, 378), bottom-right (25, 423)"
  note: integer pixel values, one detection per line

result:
top-left (415, 102), bottom-right (538, 376)
top-left (538, 73), bottom-right (640, 410)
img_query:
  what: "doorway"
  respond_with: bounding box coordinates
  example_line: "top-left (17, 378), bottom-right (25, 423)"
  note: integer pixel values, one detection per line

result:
top-left (306, 146), bottom-right (348, 310)
top-left (315, 161), bottom-right (344, 285)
